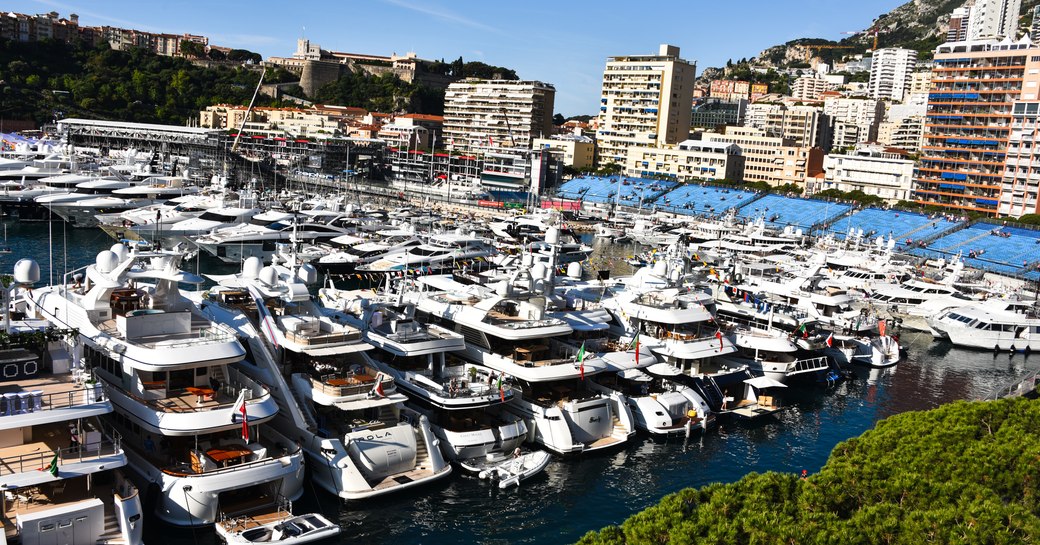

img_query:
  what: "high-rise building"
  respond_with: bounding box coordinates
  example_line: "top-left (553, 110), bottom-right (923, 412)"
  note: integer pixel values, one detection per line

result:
top-left (699, 126), bottom-right (824, 188)
top-left (690, 98), bottom-right (747, 128)
top-left (596, 44), bottom-right (696, 165)
top-left (915, 39), bottom-right (1040, 215)
top-left (744, 103), bottom-right (830, 149)
top-left (1031, 5), bottom-right (1040, 42)
top-left (442, 79), bottom-right (556, 153)
top-left (999, 101), bottom-right (1040, 217)
top-left (868, 48), bottom-right (918, 101)
top-left (791, 74), bottom-right (830, 101)
top-left (947, 0), bottom-right (1022, 41)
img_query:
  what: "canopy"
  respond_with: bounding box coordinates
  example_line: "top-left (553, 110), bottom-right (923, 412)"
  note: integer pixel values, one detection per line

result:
top-left (744, 376), bottom-right (787, 389)
top-left (645, 362), bottom-right (682, 376)
top-left (617, 368), bottom-right (652, 381)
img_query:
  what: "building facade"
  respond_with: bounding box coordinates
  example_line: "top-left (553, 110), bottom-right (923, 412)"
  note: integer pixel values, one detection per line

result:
top-left (744, 103), bottom-right (830, 149)
top-left (624, 140), bottom-right (743, 183)
top-left (596, 44), bottom-right (697, 165)
top-left (999, 101), bottom-right (1040, 217)
top-left (442, 79), bottom-right (556, 154)
top-left (947, 0), bottom-right (1022, 41)
top-left (532, 135), bottom-right (595, 170)
top-left (699, 126), bottom-right (823, 187)
top-left (690, 98), bottom-right (747, 128)
top-left (792, 75), bottom-right (830, 101)
top-left (820, 145), bottom-right (915, 201)
top-left (868, 48), bottom-right (917, 101)
top-left (824, 97), bottom-right (884, 149)
top-left (915, 39), bottom-right (1040, 215)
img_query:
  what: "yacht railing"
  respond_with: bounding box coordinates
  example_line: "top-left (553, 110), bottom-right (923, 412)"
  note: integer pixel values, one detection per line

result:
top-left (311, 373), bottom-right (394, 398)
top-left (0, 437), bottom-right (122, 476)
top-left (0, 384), bottom-right (106, 416)
top-left (979, 368), bottom-right (1040, 401)
top-left (160, 442), bottom-right (303, 478)
top-left (789, 356), bottom-right (831, 375)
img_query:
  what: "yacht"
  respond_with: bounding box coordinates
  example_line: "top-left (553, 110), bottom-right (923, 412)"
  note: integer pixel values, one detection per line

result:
top-left (25, 245), bottom-right (305, 527)
top-left (407, 272), bottom-right (637, 456)
top-left (200, 255), bottom-right (453, 500)
top-left (51, 176), bottom-right (199, 228)
top-left (0, 259), bottom-right (144, 544)
top-left (588, 367), bottom-right (715, 437)
top-left (0, 173), bottom-right (93, 220)
top-left (323, 283), bottom-right (536, 466)
top-left (193, 215), bottom-right (349, 264)
top-left (314, 229), bottom-right (423, 274)
top-left (159, 206), bottom-right (263, 244)
top-left (823, 334), bottom-right (902, 368)
top-left (357, 232), bottom-right (495, 274)
top-left (926, 302), bottom-right (1040, 351)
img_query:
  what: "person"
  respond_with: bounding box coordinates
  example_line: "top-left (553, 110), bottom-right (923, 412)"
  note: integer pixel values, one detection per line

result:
top-left (721, 389), bottom-right (730, 410)
top-left (68, 423), bottom-right (79, 449)
top-left (144, 435), bottom-right (155, 454)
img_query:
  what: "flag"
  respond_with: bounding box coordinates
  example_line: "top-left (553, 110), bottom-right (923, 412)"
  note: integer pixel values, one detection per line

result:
top-left (240, 393), bottom-right (250, 442)
top-left (715, 329), bottom-right (724, 350)
top-left (825, 333), bottom-right (834, 348)
top-left (577, 342), bottom-right (586, 380)
top-left (879, 320), bottom-right (887, 337)
top-left (372, 375), bottom-right (386, 398)
top-left (630, 333), bottom-right (640, 365)
top-left (39, 453), bottom-right (58, 477)
top-left (497, 373), bottom-right (504, 402)
top-left (797, 322), bottom-right (808, 338)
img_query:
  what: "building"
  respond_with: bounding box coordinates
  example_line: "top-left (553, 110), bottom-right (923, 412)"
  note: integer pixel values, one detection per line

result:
top-left (624, 140), bottom-right (742, 183)
top-left (1031, 5), bottom-right (1040, 42)
top-left (877, 116), bottom-right (925, 154)
top-left (596, 44), bottom-right (697, 165)
top-left (745, 103), bottom-right (831, 149)
top-left (915, 38), bottom-right (1040, 215)
top-left (532, 135), bottom-right (595, 170)
top-left (690, 98), bottom-right (747, 129)
top-left (818, 145), bottom-right (915, 201)
top-left (868, 48), bottom-right (917, 101)
top-left (791, 74), bottom-right (830, 101)
top-left (699, 126), bottom-right (823, 188)
top-left (708, 80), bottom-right (766, 101)
top-left (823, 97), bottom-right (884, 149)
top-left (442, 79), bottom-right (556, 153)
top-left (947, 0), bottom-right (1022, 41)
top-left (999, 101), bottom-right (1040, 217)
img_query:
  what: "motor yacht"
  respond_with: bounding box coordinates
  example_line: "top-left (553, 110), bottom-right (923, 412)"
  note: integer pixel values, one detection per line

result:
top-left (25, 245), bottom-right (304, 526)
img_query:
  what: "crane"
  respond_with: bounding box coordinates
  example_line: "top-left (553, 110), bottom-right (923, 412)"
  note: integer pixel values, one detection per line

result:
top-left (842, 22), bottom-right (885, 51)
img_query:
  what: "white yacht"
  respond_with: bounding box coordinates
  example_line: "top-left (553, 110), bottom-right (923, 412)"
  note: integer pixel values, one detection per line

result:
top-left (193, 215), bottom-right (349, 264)
top-left (823, 334), bottom-right (902, 368)
top-left (324, 284), bottom-right (535, 466)
top-left (51, 176), bottom-right (199, 228)
top-left (201, 256), bottom-right (453, 500)
top-left (407, 273), bottom-right (637, 456)
top-left (25, 245), bottom-right (305, 527)
top-left (926, 302), bottom-right (1040, 351)
top-left (357, 232), bottom-right (495, 274)
top-left (314, 229), bottom-right (423, 274)
top-left (159, 206), bottom-right (263, 244)
top-left (0, 260), bottom-right (144, 545)
top-left (588, 368), bottom-right (714, 437)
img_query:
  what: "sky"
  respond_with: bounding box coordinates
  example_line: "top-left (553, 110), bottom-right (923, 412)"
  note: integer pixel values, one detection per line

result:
top-left (7, 0), bottom-right (909, 116)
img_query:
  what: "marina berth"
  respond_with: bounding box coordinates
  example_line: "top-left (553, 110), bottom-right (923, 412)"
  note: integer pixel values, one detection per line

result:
top-left (24, 246), bottom-right (304, 527)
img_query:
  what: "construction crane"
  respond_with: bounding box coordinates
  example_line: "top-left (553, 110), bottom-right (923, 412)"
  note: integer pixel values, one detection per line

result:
top-left (804, 44), bottom-right (854, 62)
top-left (842, 22), bottom-right (885, 50)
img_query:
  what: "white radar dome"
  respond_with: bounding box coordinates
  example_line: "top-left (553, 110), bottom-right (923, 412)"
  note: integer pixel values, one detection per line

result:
top-left (95, 251), bottom-right (119, 274)
top-left (259, 266), bottom-right (278, 287)
top-left (12, 259), bottom-right (40, 284)
top-left (242, 257), bottom-right (263, 280)
top-left (297, 263), bottom-right (318, 285)
top-left (109, 244), bottom-right (129, 262)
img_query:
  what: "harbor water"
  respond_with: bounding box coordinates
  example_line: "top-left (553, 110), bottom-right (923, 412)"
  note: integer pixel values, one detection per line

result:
top-left (5, 221), bottom-right (1033, 545)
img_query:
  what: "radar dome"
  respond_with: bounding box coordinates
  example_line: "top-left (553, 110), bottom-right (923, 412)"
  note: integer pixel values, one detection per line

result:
top-left (567, 262), bottom-right (582, 280)
top-left (521, 253), bottom-right (534, 268)
top-left (496, 280), bottom-right (511, 297)
top-left (12, 259), bottom-right (40, 285)
top-left (241, 257), bottom-right (263, 280)
top-left (652, 260), bottom-right (668, 277)
top-left (259, 266), bottom-right (278, 287)
top-left (545, 227), bottom-right (560, 245)
top-left (297, 263), bottom-right (318, 285)
top-left (109, 244), bottom-right (129, 262)
top-left (95, 251), bottom-right (119, 273)
top-left (531, 263), bottom-right (547, 283)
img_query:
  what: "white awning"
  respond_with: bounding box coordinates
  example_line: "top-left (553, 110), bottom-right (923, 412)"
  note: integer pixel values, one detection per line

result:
top-left (334, 393), bottom-right (406, 411)
top-left (617, 368), bottom-right (652, 381)
top-left (744, 376), bottom-right (787, 389)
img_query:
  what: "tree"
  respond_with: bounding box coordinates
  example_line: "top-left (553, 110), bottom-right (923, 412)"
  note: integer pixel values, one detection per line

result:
top-left (553, 113), bottom-right (566, 126)
top-left (179, 40), bottom-right (205, 58)
top-left (207, 49), bottom-right (226, 61)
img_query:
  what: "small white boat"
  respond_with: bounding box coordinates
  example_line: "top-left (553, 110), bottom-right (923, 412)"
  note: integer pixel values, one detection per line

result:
top-left (216, 512), bottom-right (341, 545)
top-left (461, 449), bottom-right (552, 489)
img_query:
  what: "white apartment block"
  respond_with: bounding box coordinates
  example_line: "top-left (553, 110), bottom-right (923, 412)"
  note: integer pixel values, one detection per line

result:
top-left (532, 135), bottom-right (595, 170)
top-left (792, 75), bottom-right (829, 101)
top-left (999, 101), bottom-right (1040, 217)
top-left (596, 44), bottom-right (696, 165)
top-left (700, 126), bottom-right (821, 187)
top-left (823, 97), bottom-right (883, 148)
top-left (624, 140), bottom-right (742, 183)
top-left (443, 79), bottom-right (555, 153)
top-left (868, 48), bottom-right (917, 101)
top-left (819, 145), bottom-right (915, 201)
top-left (948, 0), bottom-right (1022, 41)
top-left (744, 103), bottom-right (829, 149)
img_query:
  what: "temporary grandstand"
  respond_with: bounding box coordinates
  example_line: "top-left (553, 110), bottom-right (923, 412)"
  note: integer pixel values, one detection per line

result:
top-left (909, 223), bottom-right (1040, 280)
top-left (735, 194), bottom-right (850, 231)
top-left (653, 184), bottom-right (758, 216)
top-left (824, 208), bottom-right (963, 249)
top-left (557, 175), bottom-right (676, 208)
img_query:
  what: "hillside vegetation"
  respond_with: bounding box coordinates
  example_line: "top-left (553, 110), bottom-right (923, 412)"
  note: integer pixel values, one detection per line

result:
top-left (578, 396), bottom-right (1040, 544)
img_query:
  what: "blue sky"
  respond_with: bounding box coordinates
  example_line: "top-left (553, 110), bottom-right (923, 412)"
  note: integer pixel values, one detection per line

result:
top-left (9, 0), bottom-right (907, 115)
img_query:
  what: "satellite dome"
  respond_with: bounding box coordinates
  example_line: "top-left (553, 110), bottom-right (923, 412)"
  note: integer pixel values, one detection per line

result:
top-left (95, 251), bottom-right (119, 274)
top-left (109, 244), bottom-right (129, 262)
top-left (297, 263), bottom-right (318, 285)
top-left (242, 257), bottom-right (262, 280)
top-left (259, 266), bottom-right (278, 287)
top-left (12, 259), bottom-right (40, 284)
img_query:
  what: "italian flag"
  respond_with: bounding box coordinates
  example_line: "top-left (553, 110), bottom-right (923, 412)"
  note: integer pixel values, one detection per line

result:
top-left (630, 333), bottom-right (640, 365)
top-left (39, 453), bottom-right (58, 477)
top-left (577, 342), bottom-right (586, 381)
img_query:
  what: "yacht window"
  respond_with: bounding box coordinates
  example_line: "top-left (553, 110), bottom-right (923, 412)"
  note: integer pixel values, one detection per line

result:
top-left (199, 212), bottom-right (238, 222)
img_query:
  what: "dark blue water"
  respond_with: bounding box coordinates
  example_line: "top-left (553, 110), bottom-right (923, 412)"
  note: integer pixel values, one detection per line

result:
top-left (6, 220), bottom-right (1034, 545)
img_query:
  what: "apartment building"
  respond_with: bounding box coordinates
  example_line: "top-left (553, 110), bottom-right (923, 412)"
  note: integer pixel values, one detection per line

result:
top-left (690, 98), bottom-right (747, 128)
top-left (596, 44), bottom-right (697, 165)
top-left (745, 103), bottom-right (831, 149)
top-left (824, 97), bottom-right (884, 149)
top-left (792, 74), bottom-right (830, 101)
top-left (699, 126), bottom-right (823, 187)
top-left (624, 140), bottom-right (743, 183)
top-left (999, 101), bottom-right (1040, 217)
top-left (820, 145), bottom-right (915, 201)
top-left (868, 48), bottom-right (918, 101)
top-left (532, 135), bottom-right (595, 170)
top-left (947, 0), bottom-right (1022, 41)
top-left (442, 79), bottom-right (555, 154)
top-left (915, 39), bottom-right (1040, 215)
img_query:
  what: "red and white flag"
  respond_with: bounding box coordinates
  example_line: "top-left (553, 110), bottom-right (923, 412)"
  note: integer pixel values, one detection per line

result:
top-left (825, 332), bottom-right (834, 348)
top-left (232, 390), bottom-right (250, 442)
top-left (714, 329), bottom-right (724, 350)
top-left (372, 375), bottom-right (386, 398)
